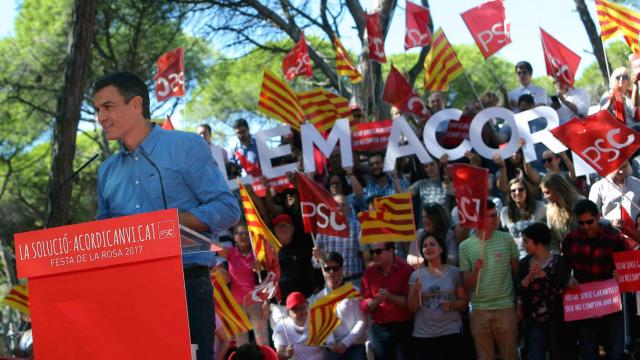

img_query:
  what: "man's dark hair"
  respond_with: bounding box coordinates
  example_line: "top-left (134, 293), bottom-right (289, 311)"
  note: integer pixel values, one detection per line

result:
top-left (486, 199), bottom-right (496, 210)
top-left (574, 199), bottom-right (599, 217)
top-left (198, 123), bottom-right (212, 134)
top-left (323, 251), bottom-right (344, 267)
top-left (383, 242), bottom-right (395, 250)
top-left (522, 222), bottom-right (551, 246)
top-left (518, 94), bottom-right (535, 106)
top-left (233, 118), bottom-right (249, 130)
top-left (93, 72), bottom-right (150, 119)
top-left (232, 343), bottom-right (265, 360)
top-left (515, 61), bottom-right (533, 74)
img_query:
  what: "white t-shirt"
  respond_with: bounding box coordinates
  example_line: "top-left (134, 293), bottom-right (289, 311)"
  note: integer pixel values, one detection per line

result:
top-left (272, 317), bottom-right (327, 360)
top-left (556, 87), bottom-right (590, 124)
top-left (509, 84), bottom-right (550, 110)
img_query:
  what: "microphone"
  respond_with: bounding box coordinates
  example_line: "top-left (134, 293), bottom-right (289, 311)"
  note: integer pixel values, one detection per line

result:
top-left (139, 150), bottom-right (168, 210)
top-left (46, 154), bottom-right (100, 228)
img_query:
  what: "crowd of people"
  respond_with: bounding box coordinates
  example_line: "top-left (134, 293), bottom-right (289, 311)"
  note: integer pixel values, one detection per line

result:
top-left (202, 60), bottom-right (640, 360)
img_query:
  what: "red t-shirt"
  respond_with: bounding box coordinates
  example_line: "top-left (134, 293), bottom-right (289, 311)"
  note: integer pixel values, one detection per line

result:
top-left (360, 259), bottom-right (414, 324)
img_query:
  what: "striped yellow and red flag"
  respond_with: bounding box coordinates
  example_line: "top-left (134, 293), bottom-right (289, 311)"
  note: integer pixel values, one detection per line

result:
top-left (297, 88), bottom-right (353, 132)
top-left (596, 0), bottom-right (640, 53)
top-left (358, 192), bottom-right (416, 244)
top-left (423, 28), bottom-right (464, 91)
top-left (333, 38), bottom-right (362, 84)
top-left (257, 68), bottom-right (305, 130)
top-left (239, 183), bottom-right (281, 263)
top-left (2, 284), bottom-right (29, 314)
top-left (212, 271), bottom-right (253, 338)
top-left (306, 283), bottom-right (360, 346)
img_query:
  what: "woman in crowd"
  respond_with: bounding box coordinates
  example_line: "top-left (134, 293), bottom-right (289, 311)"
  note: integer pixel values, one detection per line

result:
top-left (517, 223), bottom-right (570, 360)
top-left (539, 173), bottom-right (583, 252)
top-left (600, 66), bottom-right (639, 125)
top-left (409, 159), bottom-right (453, 216)
top-left (407, 232), bottom-right (468, 360)
top-left (218, 224), bottom-right (269, 346)
top-left (273, 292), bottom-right (327, 360)
top-left (500, 178), bottom-right (546, 258)
top-left (407, 203), bottom-right (458, 268)
top-left (540, 149), bottom-right (576, 184)
top-left (308, 252), bottom-right (367, 360)
top-left (494, 145), bottom-right (541, 199)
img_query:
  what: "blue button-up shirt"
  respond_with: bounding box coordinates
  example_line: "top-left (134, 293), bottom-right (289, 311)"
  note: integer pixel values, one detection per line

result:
top-left (97, 124), bottom-right (241, 266)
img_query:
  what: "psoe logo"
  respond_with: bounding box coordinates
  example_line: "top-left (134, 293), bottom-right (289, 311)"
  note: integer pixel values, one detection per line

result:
top-left (157, 220), bottom-right (176, 239)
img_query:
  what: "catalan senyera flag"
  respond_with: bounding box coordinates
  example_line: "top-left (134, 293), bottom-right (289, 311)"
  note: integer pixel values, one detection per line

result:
top-left (297, 88), bottom-right (353, 132)
top-left (333, 38), bottom-right (362, 84)
top-left (257, 69), bottom-right (305, 130)
top-left (306, 283), bottom-right (360, 346)
top-left (358, 192), bottom-right (416, 244)
top-left (239, 183), bottom-right (282, 262)
top-left (2, 284), bottom-right (29, 314)
top-left (424, 28), bottom-right (464, 91)
top-left (596, 0), bottom-right (640, 53)
top-left (211, 271), bottom-right (253, 338)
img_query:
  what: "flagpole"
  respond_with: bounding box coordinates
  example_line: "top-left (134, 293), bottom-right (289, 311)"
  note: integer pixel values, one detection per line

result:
top-left (603, 175), bottom-right (640, 213)
top-left (369, 59), bottom-right (376, 114)
top-left (246, 229), bottom-right (263, 284)
top-left (601, 38), bottom-right (612, 83)
top-left (461, 67), bottom-right (482, 106)
top-left (475, 238), bottom-right (486, 296)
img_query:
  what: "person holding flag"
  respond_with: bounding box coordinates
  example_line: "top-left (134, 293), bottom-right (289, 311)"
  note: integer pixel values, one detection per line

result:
top-left (600, 67), bottom-right (639, 126)
top-left (551, 78), bottom-right (590, 125)
top-left (508, 61), bottom-right (550, 111)
top-left (230, 118), bottom-right (260, 176)
top-left (273, 292), bottom-right (327, 360)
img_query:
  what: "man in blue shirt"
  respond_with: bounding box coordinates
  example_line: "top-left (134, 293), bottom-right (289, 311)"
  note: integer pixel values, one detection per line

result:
top-left (229, 118), bottom-right (260, 175)
top-left (93, 72), bottom-right (240, 360)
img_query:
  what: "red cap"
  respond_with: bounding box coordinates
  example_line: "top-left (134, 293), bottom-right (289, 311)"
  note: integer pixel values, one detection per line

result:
top-left (286, 292), bottom-right (306, 310)
top-left (272, 214), bottom-right (293, 227)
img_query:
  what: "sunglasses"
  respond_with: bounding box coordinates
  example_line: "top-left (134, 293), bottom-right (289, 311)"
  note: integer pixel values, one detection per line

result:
top-left (616, 74), bottom-right (630, 81)
top-left (510, 187), bottom-right (526, 194)
top-left (235, 231), bottom-right (249, 236)
top-left (369, 248), bottom-right (387, 256)
top-left (578, 219), bottom-right (595, 226)
top-left (323, 265), bottom-right (342, 273)
top-left (542, 157), bottom-right (554, 164)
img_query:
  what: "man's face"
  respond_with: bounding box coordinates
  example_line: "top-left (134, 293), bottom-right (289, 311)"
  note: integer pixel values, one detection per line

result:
top-left (197, 126), bottom-right (212, 144)
top-left (483, 208), bottom-right (500, 231)
top-left (94, 85), bottom-right (142, 141)
top-left (321, 260), bottom-right (343, 289)
top-left (334, 194), bottom-right (350, 217)
top-left (234, 126), bottom-right (250, 144)
top-left (369, 155), bottom-right (384, 177)
top-left (429, 94), bottom-right (445, 112)
top-left (610, 162), bottom-right (631, 183)
top-left (577, 212), bottom-right (601, 238)
top-left (516, 67), bottom-right (532, 86)
top-left (274, 222), bottom-right (294, 246)
top-left (369, 244), bottom-right (392, 267)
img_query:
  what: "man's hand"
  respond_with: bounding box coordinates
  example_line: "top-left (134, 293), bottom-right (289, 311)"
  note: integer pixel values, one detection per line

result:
top-left (332, 343), bottom-right (347, 354)
top-left (312, 247), bottom-right (323, 260)
top-left (178, 211), bottom-right (209, 232)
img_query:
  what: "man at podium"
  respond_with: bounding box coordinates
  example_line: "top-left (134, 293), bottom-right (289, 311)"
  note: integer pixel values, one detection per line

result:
top-left (93, 72), bottom-right (241, 360)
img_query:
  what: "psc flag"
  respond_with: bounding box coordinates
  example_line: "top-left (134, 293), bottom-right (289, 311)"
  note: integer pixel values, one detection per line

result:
top-left (239, 182), bottom-right (282, 262)
top-left (162, 114), bottom-right (175, 130)
top-left (449, 164), bottom-right (489, 230)
top-left (257, 69), bottom-right (305, 130)
top-left (212, 271), bottom-right (253, 338)
top-left (296, 172), bottom-right (349, 237)
top-left (461, 0), bottom-right (511, 59)
top-left (334, 38), bottom-right (362, 84)
top-left (358, 192), bottom-right (415, 244)
top-left (423, 28), bottom-right (464, 91)
top-left (306, 283), bottom-right (360, 346)
top-left (596, 0), bottom-right (640, 53)
top-left (297, 88), bottom-right (352, 133)
top-left (621, 205), bottom-right (639, 243)
top-left (383, 65), bottom-right (429, 118)
top-left (550, 110), bottom-right (640, 177)
top-left (235, 150), bottom-right (262, 177)
top-left (366, 12), bottom-right (386, 63)
top-left (3, 284), bottom-right (29, 315)
top-left (154, 48), bottom-right (185, 102)
top-left (282, 32), bottom-right (312, 81)
top-left (540, 29), bottom-right (581, 87)
top-left (405, 1), bottom-right (431, 50)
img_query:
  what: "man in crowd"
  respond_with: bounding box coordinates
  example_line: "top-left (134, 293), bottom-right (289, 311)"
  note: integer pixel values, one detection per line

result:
top-left (508, 61), bottom-right (549, 111)
top-left (230, 118), bottom-right (260, 175)
top-left (94, 72), bottom-right (240, 360)
top-left (551, 78), bottom-right (590, 125)
top-left (459, 200), bottom-right (519, 360)
top-left (562, 199), bottom-right (628, 360)
top-left (351, 153), bottom-right (407, 209)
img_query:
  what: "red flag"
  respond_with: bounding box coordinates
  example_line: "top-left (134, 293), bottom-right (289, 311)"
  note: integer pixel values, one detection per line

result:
top-left (366, 13), bottom-right (386, 63)
top-left (461, 0), bottom-right (511, 59)
top-left (540, 29), bottom-right (581, 87)
top-left (351, 119), bottom-right (393, 152)
top-left (162, 115), bottom-right (175, 130)
top-left (235, 150), bottom-right (262, 177)
top-left (550, 110), bottom-right (640, 177)
top-left (405, 1), bottom-right (431, 50)
top-left (154, 48), bottom-right (185, 102)
top-left (282, 32), bottom-right (312, 81)
top-left (295, 172), bottom-right (349, 237)
top-left (621, 206), bottom-right (638, 242)
top-left (382, 65), bottom-right (428, 118)
top-left (449, 164), bottom-right (489, 230)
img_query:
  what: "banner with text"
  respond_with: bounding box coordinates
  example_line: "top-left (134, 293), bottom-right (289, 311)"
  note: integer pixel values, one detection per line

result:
top-left (351, 119), bottom-right (392, 152)
top-left (563, 279), bottom-right (622, 321)
top-left (614, 250), bottom-right (640, 292)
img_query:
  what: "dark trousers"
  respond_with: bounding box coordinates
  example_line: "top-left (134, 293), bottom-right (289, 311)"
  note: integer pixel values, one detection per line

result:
top-left (370, 320), bottom-right (414, 360)
top-left (327, 344), bottom-right (367, 360)
top-left (573, 311), bottom-right (625, 360)
top-left (524, 319), bottom-right (563, 360)
top-left (185, 273), bottom-right (214, 360)
top-left (414, 333), bottom-right (463, 360)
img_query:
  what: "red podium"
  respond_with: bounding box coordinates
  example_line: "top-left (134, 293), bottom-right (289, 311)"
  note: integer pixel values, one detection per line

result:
top-left (14, 209), bottom-right (193, 359)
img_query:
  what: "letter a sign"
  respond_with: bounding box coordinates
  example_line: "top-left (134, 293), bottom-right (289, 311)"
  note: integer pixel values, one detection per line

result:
top-left (461, 0), bottom-right (511, 59)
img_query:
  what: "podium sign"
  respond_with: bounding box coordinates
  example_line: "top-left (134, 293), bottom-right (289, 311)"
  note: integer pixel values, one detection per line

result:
top-left (14, 209), bottom-right (192, 359)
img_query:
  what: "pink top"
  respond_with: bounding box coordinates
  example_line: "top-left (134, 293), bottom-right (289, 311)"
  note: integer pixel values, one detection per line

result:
top-left (226, 247), bottom-right (257, 303)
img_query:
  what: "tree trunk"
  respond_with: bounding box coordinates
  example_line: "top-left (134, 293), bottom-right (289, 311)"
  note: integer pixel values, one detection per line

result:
top-left (46, 0), bottom-right (97, 227)
top-left (575, 0), bottom-right (610, 87)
